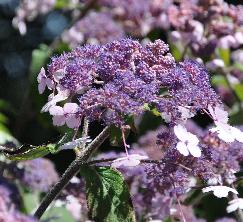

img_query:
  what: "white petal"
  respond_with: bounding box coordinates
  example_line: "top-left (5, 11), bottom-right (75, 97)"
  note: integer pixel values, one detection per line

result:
top-left (111, 154), bottom-right (147, 168)
top-left (227, 199), bottom-right (243, 213)
top-left (63, 103), bottom-right (79, 114)
top-left (53, 69), bottom-right (65, 82)
top-left (211, 123), bottom-right (235, 142)
top-left (128, 154), bottom-right (148, 160)
top-left (227, 202), bottom-right (240, 213)
top-left (208, 105), bottom-right (228, 124)
top-left (52, 93), bottom-right (69, 103)
top-left (176, 142), bottom-right (189, 156)
top-left (214, 105), bottom-right (229, 123)
top-left (174, 124), bottom-right (188, 142)
top-left (187, 132), bottom-right (199, 145)
top-left (178, 106), bottom-right (195, 120)
top-left (217, 128), bottom-right (235, 143)
top-left (70, 177), bottom-right (80, 184)
top-left (208, 105), bottom-right (217, 120)
top-left (213, 189), bottom-right (229, 198)
top-left (187, 143), bottom-right (201, 157)
top-left (122, 158), bottom-right (141, 167)
top-left (41, 92), bottom-right (68, 112)
top-left (202, 186), bottom-right (238, 198)
top-left (49, 106), bottom-right (64, 116)
top-left (230, 127), bottom-right (243, 142)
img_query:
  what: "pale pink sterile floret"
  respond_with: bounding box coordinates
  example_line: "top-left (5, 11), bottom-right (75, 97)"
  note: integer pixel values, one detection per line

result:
top-left (41, 91), bottom-right (69, 113)
top-left (49, 103), bottom-right (81, 129)
top-left (111, 154), bottom-right (148, 168)
top-left (37, 67), bottom-right (54, 94)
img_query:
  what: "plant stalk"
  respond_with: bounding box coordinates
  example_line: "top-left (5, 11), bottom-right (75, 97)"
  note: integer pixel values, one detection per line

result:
top-left (34, 126), bottom-right (110, 219)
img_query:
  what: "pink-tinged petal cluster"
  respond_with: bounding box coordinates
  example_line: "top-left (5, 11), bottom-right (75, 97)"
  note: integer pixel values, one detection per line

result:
top-left (49, 103), bottom-right (81, 129)
top-left (41, 91), bottom-right (69, 112)
top-left (12, 0), bottom-right (56, 35)
top-left (37, 67), bottom-right (54, 94)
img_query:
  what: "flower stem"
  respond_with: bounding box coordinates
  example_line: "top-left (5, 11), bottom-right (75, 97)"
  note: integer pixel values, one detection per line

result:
top-left (33, 126), bottom-right (110, 219)
top-left (80, 117), bottom-right (90, 151)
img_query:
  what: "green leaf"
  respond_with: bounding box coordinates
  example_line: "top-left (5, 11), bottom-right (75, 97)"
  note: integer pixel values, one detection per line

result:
top-left (233, 84), bottom-right (243, 101)
top-left (48, 131), bottom-right (74, 153)
top-left (22, 190), bottom-right (40, 214)
top-left (55, 0), bottom-right (70, 9)
top-left (4, 144), bottom-right (53, 161)
top-left (229, 111), bottom-right (243, 125)
top-left (170, 43), bottom-right (182, 61)
top-left (217, 48), bottom-right (230, 66)
top-left (30, 44), bottom-right (51, 79)
top-left (0, 113), bottom-right (8, 124)
top-left (0, 130), bottom-right (16, 144)
top-left (233, 62), bottom-right (243, 72)
top-left (80, 166), bottom-right (136, 222)
top-left (211, 75), bottom-right (228, 87)
top-left (41, 207), bottom-right (76, 222)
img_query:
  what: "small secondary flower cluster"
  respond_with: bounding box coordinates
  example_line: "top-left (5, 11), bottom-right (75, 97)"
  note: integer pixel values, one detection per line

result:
top-left (91, 118), bottom-right (242, 221)
top-left (0, 156), bottom-right (59, 221)
top-left (63, 0), bottom-right (243, 49)
top-left (62, 11), bottom-right (125, 48)
top-left (0, 184), bottom-right (37, 222)
top-left (12, 0), bottom-right (56, 35)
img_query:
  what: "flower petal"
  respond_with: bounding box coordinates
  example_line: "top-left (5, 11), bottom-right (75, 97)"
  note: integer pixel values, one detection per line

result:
top-left (49, 106), bottom-right (64, 116)
top-left (230, 127), bottom-right (243, 142)
top-left (176, 142), bottom-right (189, 156)
top-left (187, 143), bottom-right (201, 157)
top-left (63, 103), bottom-right (79, 114)
top-left (174, 124), bottom-right (188, 142)
top-left (202, 186), bottom-right (238, 198)
top-left (38, 81), bottom-right (46, 94)
top-left (66, 116), bottom-right (81, 129)
top-left (37, 67), bottom-right (46, 83)
top-left (111, 154), bottom-right (148, 168)
top-left (52, 115), bottom-right (65, 126)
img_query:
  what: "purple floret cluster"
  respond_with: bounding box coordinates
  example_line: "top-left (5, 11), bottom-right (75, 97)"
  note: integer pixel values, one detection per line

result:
top-left (39, 38), bottom-right (221, 128)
